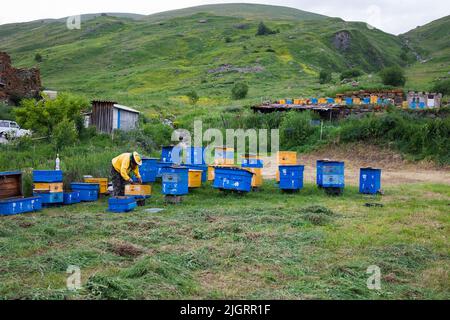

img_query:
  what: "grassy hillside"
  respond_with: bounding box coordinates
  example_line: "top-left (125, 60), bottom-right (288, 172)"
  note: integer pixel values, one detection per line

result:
top-left (402, 15), bottom-right (450, 90)
top-left (0, 4), bottom-right (406, 117)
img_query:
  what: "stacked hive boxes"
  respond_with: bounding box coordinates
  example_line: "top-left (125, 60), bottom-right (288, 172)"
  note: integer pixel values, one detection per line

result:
top-left (84, 177), bottom-right (108, 194)
top-left (32, 170), bottom-right (64, 205)
top-left (276, 151), bottom-right (297, 182)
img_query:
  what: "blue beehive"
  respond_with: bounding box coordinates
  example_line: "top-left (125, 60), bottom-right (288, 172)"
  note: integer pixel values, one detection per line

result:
top-left (316, 159), bottom-right (329, 187)
top-left (363, 97), bottom-right (370, 104)
top-left (345, 98), bottom-right (353, 105)
top-left (161, 146), bottom-right (182, 164)
top-left (0, 197), bottom-right (42, 215)
top-left (327, 98), bottom-right (335, 104)
top-left (34, 191), bottom-right (64, 205)
top-left (241, 155), bottom-right (263, 168)
top-left (63, 191), bottom-right (81, 205)
top-left (183, 164), bottom-right (208, 182)
top-left (279, 165), bottom-right (304, 191)
top-left (321, 161), bottom-right (345, 189)
top-left (108, 197), bottom-right (137, 213)
top-left (213, 167), bottom-right (253, 193)
top-left (33, 170), bottom-right (63, 182)
top-left (186, 147), bottom-right (206, 165)
top-left (161, 166), bottom-right (189, 196)
top-left (70, 183), bottom-right (99, 202)
top-left (135, 157), bottom-right (159, 183)
top-left (359, 168), bottom-right (381, 194)
top-left (311, 98), bottom-right (318, 104)
top-left (286, 99), bottom-right (293, 104)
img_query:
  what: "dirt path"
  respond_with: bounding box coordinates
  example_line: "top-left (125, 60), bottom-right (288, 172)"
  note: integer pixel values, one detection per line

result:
top-left (261, 143), bottom-right (450, 186)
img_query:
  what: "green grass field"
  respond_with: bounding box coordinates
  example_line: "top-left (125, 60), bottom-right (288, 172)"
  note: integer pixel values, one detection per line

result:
top-left (1, 181), bottom-right (448, 300)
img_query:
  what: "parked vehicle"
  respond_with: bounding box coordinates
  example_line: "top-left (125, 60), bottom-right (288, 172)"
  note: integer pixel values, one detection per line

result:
top-left (0, 120), bottom-right (31, 142)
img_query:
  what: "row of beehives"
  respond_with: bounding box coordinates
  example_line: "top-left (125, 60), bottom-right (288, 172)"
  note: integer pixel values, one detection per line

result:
top-left (278, 96), bottom-right (384, 106)
top-left (0, 146), bottom-right (382, 215)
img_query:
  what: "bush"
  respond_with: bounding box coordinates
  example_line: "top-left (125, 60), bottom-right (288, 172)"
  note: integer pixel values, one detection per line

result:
top-left (231, 82), bottom-right (249, 100)
top-left (52, 118), bottom-right (78, 150)
top-left (319, 70), bottom-right (332, 84)
top-left (431, 79), bottom-right (450, 96)
top-left (186, 90), bottom-right (199, 105)
top-left (256, 22), bottom-right (278, 36)
top-left (380, 66), bottom-right (406, 87)
top-left (280, 111), bottom-right (317, 150)
top-left (34, 53), bottom-right (43, 63)
top-left (0, 102), bottom-right (14, 120)
top-left (340, 68), bottom-right (362, 81)
top-left (14, 92), bottom-right (89, 138)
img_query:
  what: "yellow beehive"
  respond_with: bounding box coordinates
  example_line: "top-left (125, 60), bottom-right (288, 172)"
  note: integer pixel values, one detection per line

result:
top-left (214, 147), bottom-right (234, 165)
top-left (318, 98), bottom-right (327, 104)
top-left (277, 151), bottom-right (297, 165)
top-left (208, 165), bottom-right (215, 181)
top-left (84, 178), bottom-right (108, 194)
top-left (402, 101), bottom-right (408, 109)
top-left (33, 182), bottom-right (63, 193)
top-left (353, 97), bottom-right (361, 105)
top-left (244, 168), bottom-right (263, 188)
top-left (125, 184), bottom-right (152, 196)
top-left (370, 95), bottom-right (378, 104)
top-left (188, 170), bottom-right (202, 188)
top-left (279, 99), bottom-right (286, 104)
top-left (335, 98), bottom-right (342, 105)
top-left (293, 99), bottom-right (301, 105)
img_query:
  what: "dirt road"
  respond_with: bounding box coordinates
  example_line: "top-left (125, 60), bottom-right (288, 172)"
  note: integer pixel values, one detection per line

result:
top-left (261, 143), bottom-right (450, 186)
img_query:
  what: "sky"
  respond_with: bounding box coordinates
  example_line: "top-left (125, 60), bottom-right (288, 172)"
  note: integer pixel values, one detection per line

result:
top-left (1, 0), bottom-right (449, 34)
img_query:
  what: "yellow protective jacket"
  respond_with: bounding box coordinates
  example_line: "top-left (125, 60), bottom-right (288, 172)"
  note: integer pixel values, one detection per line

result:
top-left (112, 153), bottom-right (141, 181)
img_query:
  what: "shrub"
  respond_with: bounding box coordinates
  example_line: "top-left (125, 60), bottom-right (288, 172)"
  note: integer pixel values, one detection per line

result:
top-left (256, 22), bottom-right (278, 36)
top-left (231, 82), bottom-right (249, 100)
top-left (319, 70), bottom-right (332, 84)
top-left (340, 68), bottom-right (363, 80)
top-left (14, 92), bottom-right (89, 138)
top-left (0, 102), bottom-right (14, 120)
top-left (431, 79), bottom-right (450, 96)
top-left (380, 66), bottom-right (406, 87)
top-left (186, 90), bottom-right (199, 105)
top-left (280, 111), bottom-right (317, 149)
top-left (34, 53), bottom-right (43, 63)
top-left (225, 36), bottom-right (232, 43)
top-left (52, 118), bottom-right (78, 150)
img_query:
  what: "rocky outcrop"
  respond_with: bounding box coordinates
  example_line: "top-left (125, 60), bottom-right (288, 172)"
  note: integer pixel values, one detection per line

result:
top-left (333, 30), bottom-right (351, 51)
top-left (0, 52), bottom-right (41, 104)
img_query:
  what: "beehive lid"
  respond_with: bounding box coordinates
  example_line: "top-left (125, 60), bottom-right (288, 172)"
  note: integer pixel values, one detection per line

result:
top-left (0, 171), bottom-right (23, 199)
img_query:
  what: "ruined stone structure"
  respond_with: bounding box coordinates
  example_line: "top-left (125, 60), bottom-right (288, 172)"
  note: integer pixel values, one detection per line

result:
top-left (0, 52), bottom-right (42, 104)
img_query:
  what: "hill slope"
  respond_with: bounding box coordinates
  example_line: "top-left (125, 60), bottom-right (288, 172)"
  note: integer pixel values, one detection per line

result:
top-left (144, 3), bottom-right (328, 22)
top-left (0, 4), bottom-right (407, 114)
top-left (402, 15), bottom-right (450, 89)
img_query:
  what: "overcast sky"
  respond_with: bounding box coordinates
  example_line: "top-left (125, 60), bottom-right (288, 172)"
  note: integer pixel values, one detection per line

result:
top-left (1, 0), bottom-right (449, 34)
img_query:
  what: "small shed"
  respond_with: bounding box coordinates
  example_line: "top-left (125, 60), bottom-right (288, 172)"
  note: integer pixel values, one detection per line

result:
top-left (89, 100), bottom-right (140, 134)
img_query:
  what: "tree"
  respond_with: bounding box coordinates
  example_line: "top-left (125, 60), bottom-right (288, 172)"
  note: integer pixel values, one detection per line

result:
top-left (231, 82), bottom-right (249, 100)
top-left (432, 79), bottom-right (450, 95)
top-left (340, 68), bottom-right (362, 81)
top-left (14, 92), bottom-right (89, 138)
top-left (380, 66), bottom-right (406, 87)
top-left (186, 90), bottom-right (199, 105)
top-left (256, 22), bottom-right (277, 36)
top-left (319, 70), bottom-right (332, 84)
top-left (34, 53), bottom-right (43, 63)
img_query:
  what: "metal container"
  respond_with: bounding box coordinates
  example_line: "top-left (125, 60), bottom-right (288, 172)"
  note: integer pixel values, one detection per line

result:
top-left (321, 161), bottom-right (345, 189)
top-left (70, 183), bottom-right (99, 202)
top-left (108, 197), bottom-right (137, 213)
top-left (161, 146), bottom-right (182, 164)
top-left (63, 191), bottom-right (81, 205)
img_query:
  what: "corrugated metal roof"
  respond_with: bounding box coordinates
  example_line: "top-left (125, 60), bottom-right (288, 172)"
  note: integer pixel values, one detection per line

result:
top-left (113, 104), bottom-right (140, 114)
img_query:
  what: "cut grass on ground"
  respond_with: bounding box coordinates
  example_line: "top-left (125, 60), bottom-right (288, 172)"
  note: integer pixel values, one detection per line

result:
top-left (0, 181), bottom-right (449, 299)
